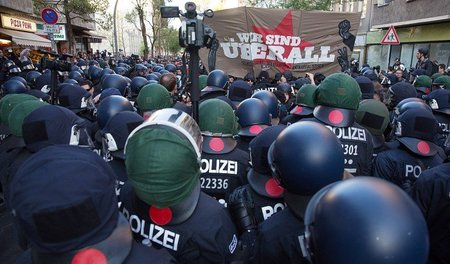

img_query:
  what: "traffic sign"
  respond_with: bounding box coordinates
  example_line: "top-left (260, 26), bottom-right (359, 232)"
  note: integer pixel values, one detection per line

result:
top-left (44, 24), bottom-right (60, 33)
top-left (41, 8), bottom-right (59, 25)
top-left (380, 25), bottom-right (400, 45)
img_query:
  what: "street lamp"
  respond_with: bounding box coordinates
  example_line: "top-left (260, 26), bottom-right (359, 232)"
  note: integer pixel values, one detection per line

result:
top-left (113, 0), bottom-right (119, 60)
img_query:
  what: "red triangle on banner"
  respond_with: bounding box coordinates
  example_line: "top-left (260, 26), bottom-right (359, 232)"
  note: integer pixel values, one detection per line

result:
top-left (381, 25), bottom-right (400, 45)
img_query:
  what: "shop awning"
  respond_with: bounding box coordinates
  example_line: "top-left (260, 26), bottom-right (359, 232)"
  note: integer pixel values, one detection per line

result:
top-left (82, 30), bottom-right (107, 39)
top-left (0, 28), bottom-right (52, 48)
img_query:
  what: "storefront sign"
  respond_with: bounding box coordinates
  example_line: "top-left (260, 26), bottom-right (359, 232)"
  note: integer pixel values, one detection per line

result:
top-left (1, 14), bottom-right (37, 32)
top-left (53, 24), bottom-right (67, 41)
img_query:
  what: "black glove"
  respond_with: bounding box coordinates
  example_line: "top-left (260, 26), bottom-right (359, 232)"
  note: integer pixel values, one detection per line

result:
top-left (337, 47), bottom-right (350, 72)
top-left (228, 186), bottom-right (257, 235)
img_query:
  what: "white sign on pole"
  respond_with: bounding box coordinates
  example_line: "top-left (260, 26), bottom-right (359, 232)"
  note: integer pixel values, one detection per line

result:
top-left (44, 24), bottom-right (60, 33)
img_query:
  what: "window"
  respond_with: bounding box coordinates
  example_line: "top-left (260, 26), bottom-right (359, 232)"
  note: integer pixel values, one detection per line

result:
top-left (430, 42), bottom-right (450, 67)
top-left (389, 45), bottom-right (401, 67)
top-left (367, 45), bottom-right (390, 69)
top-left (400, 44), bottom-right (414, 69)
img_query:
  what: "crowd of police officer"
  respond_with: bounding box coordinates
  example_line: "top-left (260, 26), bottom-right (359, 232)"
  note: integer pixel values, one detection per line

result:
top-left (0, 48), bottom-right (449, 264)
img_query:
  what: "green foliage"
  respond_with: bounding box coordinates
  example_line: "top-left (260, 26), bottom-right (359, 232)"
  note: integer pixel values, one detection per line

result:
top-left (33, 0), bottom-right (108, 21)
top-left (97, 12), bottom-right (113, 31)
top-left (246, 0), bottom-right (360, 11)
top-left (158, 27), bottom-right (181, 55)
top-left (282, 0), bottom-right (334, 10)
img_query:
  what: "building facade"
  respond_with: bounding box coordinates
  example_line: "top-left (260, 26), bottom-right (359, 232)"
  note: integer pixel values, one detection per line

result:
top-left (0, 0), bottom-right (104, 58)
top-left (366, 0), bottom-right (450, 70)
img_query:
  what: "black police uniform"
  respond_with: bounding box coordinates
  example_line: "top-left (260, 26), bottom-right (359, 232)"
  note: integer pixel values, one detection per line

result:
top-left (236, 136), bottom-right (253, 153)
top-left (303, 117), bottom-right (374, 176)
top-left (280, 113), bottom-right (310, 126)
top-left (0, 124), bottom-right (11, 144)
top-left (16, 233), bottom-right (176, 264)
top-left (173, 101), bottom-right (192, 115)
top-left (252, 208), bottom-right (308, 264)
top-left (200, 147), bottom-right (249, 207)
top-left (231, 184), bottom-right (285, 225)
top-left (119, 182), bottom-right (238, 263)
top-left (105, 156), bottom-right (128, 196)
top-left (373, 141), bottom-right (444, 193)
top-left (252, 84), bottom-right (276, 93)
top-left (433, 112), bottom-right (450, 149)
top-left (0, 136), bottom-right (26, 196)
top-left (411, 162), bottom-right (450, 264)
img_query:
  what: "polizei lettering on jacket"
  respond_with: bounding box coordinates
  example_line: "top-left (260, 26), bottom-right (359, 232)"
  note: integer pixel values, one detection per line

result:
top-left (122, 208), bottom-right (180, 251)
top-left (325, 125), bottom-right (367, 141)
top-left (201, 159), bottom-right (238, 175)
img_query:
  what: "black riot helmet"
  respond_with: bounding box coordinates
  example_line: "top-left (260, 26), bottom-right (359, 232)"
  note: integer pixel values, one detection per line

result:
top-left (99, 68), bottom-right (115, 82)
top-left (394, 107), bottom-right (440, 156)
top-left (207, 69), bottom-right (228, 89)
top-left (134, 64), bottom-right (148, 76)
top-left (21, 60), bottom-right (35, 71)
top-left (101, 74), bottom-right (129, 96)
top-left (301, 177), bottom-right (429, 264)
top-left (164, 63), bottom-right (177, 73)
top-left (146, 73), bottom-right (159, 81)
top-left (268, 121), bottom-right (344, 196)
top-left (25, 71), bottom-right (42, 89)
top-left (97, 95), bottom-right (134, 130)
top-left (102, 111), bottom-right (144, 159)
top-left (68, 70), bottom-right (82, 80)
top-left (88, 65), bottom-right (102, 82)
top-left (9, 76), bottom-right (28, 88)
top-left (248, 125), bottom-right (287, 198)
top-left (252, 90), bottom-right (280, 123)
top-left (2, 79), bottom-right (28, 95)
top-left (130, 76), bottom-right (150, 97)
top-left (235, 98), bottom-right (271, 137)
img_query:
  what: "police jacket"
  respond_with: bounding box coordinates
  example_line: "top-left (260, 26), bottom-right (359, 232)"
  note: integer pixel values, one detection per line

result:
top-left (252, 208), bottom-right (308, 264)
top-left (303, 117), bottom-right (374, 176)
top-left (280, 114), bottom-right (310, 126)
top-left (433, 112), bottom-right (450, 150)
top-left (411, 162), bottom-right (450, 264)
top-left (200, 148), bottom-right (249, 206)
top-left (373, 142), bottom-right (444, 193)
top-left (231, 184), bottom-right (285, 224)
top-left (16, 234), bottom-right (177, 264)
top-left (119, 182), bottom-right (238, 264)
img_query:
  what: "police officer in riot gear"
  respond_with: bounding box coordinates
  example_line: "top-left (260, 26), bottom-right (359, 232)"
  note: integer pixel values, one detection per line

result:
top-left (373, 107), bottom-right (445, 193)
top-left (199, 99), bottom-right (249, 207)
top-left (423, 89), bottom-right (450, 149)
top-left (229, 125), bottom-right (287, 230)
top-left (227, 80), bottom-right (253, 108)
top-left (301, 177), bottom-right (429, 264)
top-left (411, 149), bottom-right (450, 264)
top-left (101, 111), bottom-right (144, 196)
top-left (355, 99), bottom-right (390, 155)
top-left (9, 145), bottom-right (175, 263)
top-left (251, 121), bottom-right (344, 264)
top-left (57, 83), bottom-right (98, 139)
top-left (252, 91), bottom-right (281, 125)
top-left (235, 98), bottom-right (271, 153)
top-left (200, 69), bottom-right (228, 101)
top-left (281, 84), bottom-right (317, 125)
top-left (120, 108), bottom-right (238, 263)
top-left (303, 73), bottom-right (374, 175)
